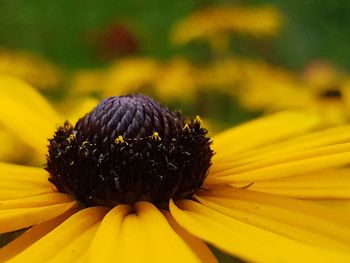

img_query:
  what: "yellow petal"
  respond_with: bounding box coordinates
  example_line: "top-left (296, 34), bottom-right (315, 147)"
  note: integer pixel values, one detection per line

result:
top-left (90, 202), bottom-right (201, 263)
top-left (201, 186), bottom-right (350, 226)
top-left (65, 97), bottom-right (99, 125)
top-left (212, 143), bottom-right (350, 182)
top-left (0, 162), bottom-right (49, 187)
top-left (113, 210), bottom-right (156, 262)
top-left (89, 204), bottom-right (135, 263)
top-left (170, 199), bottom-right (350, 262)
top-left (8, 207), bottom-right (108, 263)
top-left (0, 193), bottom-right (74, 209)
top-left (75, 252), bottom-right (88, 263)
top-left (247, 168), bottom-right (350, 199)
top-left (165, 212), bottom-right (218, 263)
top-left (0, 201), bottom-right (77, 234)
top-left (0, 130), bottom-right (21, 162)
top-left (0, 162), bottom-right (52, 200)
top-left (212, 111), bottom-right (321, 160)
top-left (213, 142), bottom-right (350, 176)
top-left (0, 209), bottom-right (76, 262)
top-left (0, 76), bottom-right (61, 154)
top-left (212, 125), bottom-right (350, 174)
top-left (318, 200), bottom-right (350, 213)
top-left (0, 189), bottom-right (52, 200)
top-left (135, 202), bottom-right (201, 263)
top-left (171, 6), bottom-right (282, 44)
top-left (47, 223), bottom-right (100, 263)
top-left (0, 76), bottom-right (59, 120)
top-left (196, 194), bottom-right (350, 252)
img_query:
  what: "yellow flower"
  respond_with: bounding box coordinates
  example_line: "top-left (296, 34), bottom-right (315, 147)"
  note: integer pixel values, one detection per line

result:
top-left (302, 61), bottom-right (350, 123)
top-left (236, 61), bottom-right (310, 111)
top-left (55, 97), bottom-right (99, 126)
top-left (196, 58), bottom-right (244, 90)
top-left (69, 58), bottom-right (159, 98)
top-left (69, 69), bottom-right (107, 96)
top-left (1, 77), bottom-right (350, 262)
top-left (0, 48), bottom-right (62, 89)
top-left (0, 129), bottom-right (28, 162)
top-left (0, 77), bottom-right (98, 164)
top-left (171, 5), bottom-right (282, 52)
top-left (70, 57), bottom-right (198, 102)
top-left (236, 61), bottom-right (350, 124)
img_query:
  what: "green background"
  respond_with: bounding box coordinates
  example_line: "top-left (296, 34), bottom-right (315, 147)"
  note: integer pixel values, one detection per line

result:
top-left (0, 0), bottom-right (349, 70)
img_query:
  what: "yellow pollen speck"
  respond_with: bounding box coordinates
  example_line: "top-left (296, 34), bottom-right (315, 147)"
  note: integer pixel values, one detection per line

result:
top-left (152, 132), bottom-right (161, 141)
top-left (115, 135), bottom-right (125, 144)
top-left (182, 123), bottom-right (190, 131)
top-left (194, 115), bottom-right (202, 125)
top-left (67, 133), bottom-right (76, 141)
top-left (81, 141), bottom-right (90, 147)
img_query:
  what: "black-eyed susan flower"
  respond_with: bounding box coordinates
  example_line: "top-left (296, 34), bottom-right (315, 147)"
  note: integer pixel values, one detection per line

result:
top-left (70, 57), bottom-right (198, 103)
top-left (0, 129), bottom-right (26, 162)
top-left (171, 5), bottom-right (282, 53)
top-left (236, 60), bottom-right (350, 125)
top-left (235, 61), bottom-right (310, 112)
top-left (1, 77), bottom-right (350, 262)
top-left (0, 48), bottom-right (62, 89)
top-left (301, 61), bottom-right (350, 123)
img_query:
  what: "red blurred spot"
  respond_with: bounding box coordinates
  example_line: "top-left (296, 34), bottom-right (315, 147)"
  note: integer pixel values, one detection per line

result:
top-left (98, 23), bottom-right (138, 59)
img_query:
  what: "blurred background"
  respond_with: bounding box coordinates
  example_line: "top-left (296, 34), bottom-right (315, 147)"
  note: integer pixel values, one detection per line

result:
top-left (0, 0), bottom-right (350, 149)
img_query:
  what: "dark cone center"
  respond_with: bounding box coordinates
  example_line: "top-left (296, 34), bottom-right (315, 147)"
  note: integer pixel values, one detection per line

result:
top-left (46, 94), bottom-right (213, 208)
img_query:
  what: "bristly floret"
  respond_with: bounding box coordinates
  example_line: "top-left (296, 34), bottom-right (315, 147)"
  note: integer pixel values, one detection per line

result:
top-left (46, 94), bottom-right (213, 208)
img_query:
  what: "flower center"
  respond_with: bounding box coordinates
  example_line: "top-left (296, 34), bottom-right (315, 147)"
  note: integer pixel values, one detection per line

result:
top-left (319, 88), bottom-right (342, 100)
top-left (46, 94), bottom-right (213, 208)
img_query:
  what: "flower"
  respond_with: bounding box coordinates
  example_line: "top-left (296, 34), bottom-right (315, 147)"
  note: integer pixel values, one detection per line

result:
top-left (0, 77), bottom-right (98, 164)
top-left (1, 76), bottom-right (350, 262)
top-left (301, 61), bottom-right (350, 123)
top-left (236, 60), bottom-right (350, 124)
top-left (70, 57), bottom-right (198, 103)
top-left (235, 61), bottom-right (310, 111)
top-left (0, 129), bottom-right (27, 162)
top-left (0, 48), bottom-right (62, 89)
top-left (69, 69), bottom-right (107, 97)
top-left (171, 5), bottom-right (282, 53)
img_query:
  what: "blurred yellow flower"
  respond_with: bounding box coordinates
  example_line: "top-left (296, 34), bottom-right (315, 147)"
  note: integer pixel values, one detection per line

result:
top-left (70, 57), bottom-right (198, 102)
top-left (69, 69), bottom-right (106, 96)
top-left (196, 58), bottom-right (243, 90)
top-left (56, 96), bottom-right (100, 126)
top-left (151, 58), bottom-right (197, 102)
top-left (301, 62), bottom-right (350, 124)
top-left (0, 77), bottom-right (98, 164)
top-left (171, 5), bottom-right (282, 52)
top-left (103, 57), bottom-right (161, 95)
top-left (236, 61), bottom-right (309, 110)
top-left (0, 48), bottom-right (62, 89)
top-left (0, 129), bottom-right (25, 162)
top-left (236, 61), bottom-right (350, 124)
top-left (69, 58), bottom-right (158, 97)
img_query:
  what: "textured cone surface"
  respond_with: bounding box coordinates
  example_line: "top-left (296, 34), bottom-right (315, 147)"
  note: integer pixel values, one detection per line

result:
top-left (47, 94), bottom-right (213, 208)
